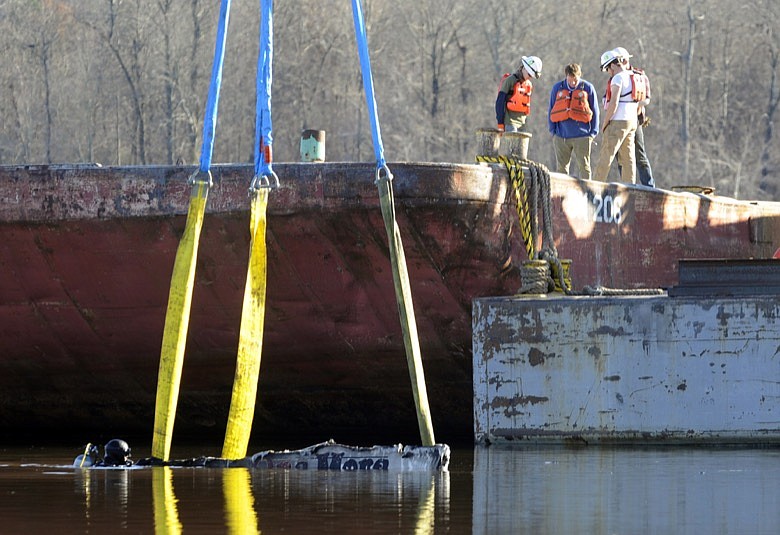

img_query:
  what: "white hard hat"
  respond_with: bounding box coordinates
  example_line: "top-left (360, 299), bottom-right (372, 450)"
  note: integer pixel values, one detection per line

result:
top-left (600, 49), bottom-right (620, 71)
top-left (521, 55), bottom-right (543, 78)
top-left (613, 47), bottom-right (633, 62)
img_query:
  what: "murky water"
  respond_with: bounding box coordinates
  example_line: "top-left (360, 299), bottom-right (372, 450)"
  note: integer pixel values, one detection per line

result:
top-left (1, 444), bottom-right (778, 533)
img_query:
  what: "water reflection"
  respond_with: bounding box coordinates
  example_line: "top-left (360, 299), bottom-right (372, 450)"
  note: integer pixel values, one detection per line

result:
top-left (138, 463), bottom-right (446, 533)
top-left (413, 475), bottom-right (437, 534)
top-left (246, 469), bottom-right (450, 532)
top-left (472, 446), bottom-right (780, 534)
top-left (12, 445), bottom-right (776, 532)
top-left (153, 467), bottom-right (182, 535)
top-left (74, 466), bottom-right (132, 530)
top-left (74, 466), bottom-right (92, 520)
top-left (223, 468), bottom-right (259, 535)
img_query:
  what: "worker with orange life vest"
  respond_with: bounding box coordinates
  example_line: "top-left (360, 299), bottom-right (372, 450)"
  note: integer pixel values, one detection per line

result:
top-left (594, 48), bottom-right (640, 183)
top-left (548, 63), bottom-right (599, 180)
top-left (496, 55), bottom-right (543, 133)
top-left (613, 47), bottom-right (656, 187)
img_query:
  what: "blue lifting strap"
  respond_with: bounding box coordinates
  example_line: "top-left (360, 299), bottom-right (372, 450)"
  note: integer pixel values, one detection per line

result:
top-left (196, 0), bottom-right (232, 182)
top-left (351, 0), bottom-right (388, 173)
top-left (351, 0), bottom-right (436, 446)
top-left (251, 0), bottom-right (279, 190)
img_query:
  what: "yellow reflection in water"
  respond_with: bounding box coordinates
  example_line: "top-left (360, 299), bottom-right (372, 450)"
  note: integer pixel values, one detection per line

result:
top-left (152, 467), bottom-right (182, 535)
top-left (223, 468), bottom-right (259, 535)
top-left (414, 475), bottom-right (437, 535)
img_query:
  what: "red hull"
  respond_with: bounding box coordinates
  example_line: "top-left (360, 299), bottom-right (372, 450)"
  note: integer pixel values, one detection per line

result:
top-left (1, 163), bottom-right (778, 443)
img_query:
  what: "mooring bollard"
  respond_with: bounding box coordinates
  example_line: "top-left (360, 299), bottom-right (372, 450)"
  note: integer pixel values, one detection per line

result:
top-left (500, 131), bottom-right (532, 160)
top-left (475, 128), bottom-right (501, 158)
top-left (300, 129), bottom-right (326, 162)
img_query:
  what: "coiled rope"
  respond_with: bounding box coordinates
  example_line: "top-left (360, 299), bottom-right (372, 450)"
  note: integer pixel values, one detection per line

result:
top-left (581, 286), bottom-right (666, 296)
top-left (476, 154), bottom-right (666, 297)
top-left (476, 155), bottom-right (572, 294)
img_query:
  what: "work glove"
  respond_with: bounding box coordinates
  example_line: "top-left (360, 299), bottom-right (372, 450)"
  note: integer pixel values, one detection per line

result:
top-left (497, 124), bottom-right (505, 132)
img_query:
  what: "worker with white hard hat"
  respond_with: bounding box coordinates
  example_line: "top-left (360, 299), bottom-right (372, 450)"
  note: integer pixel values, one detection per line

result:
top-left (613, 47), bottom-right (656, 187)
top-left (496, 55), bottom-right (543, 133)
top-left (593, 48), bottom-right (640, 183)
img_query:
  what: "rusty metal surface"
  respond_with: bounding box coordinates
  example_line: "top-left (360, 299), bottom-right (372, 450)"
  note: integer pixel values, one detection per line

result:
top-left (1, 162), bottom-right (780, 441)
top-left (473, 294), bottom-right (780, 444)
top-left (0, 162), bottom-right (508, 442)
top-left (548, 173), bottom-right (780, 289)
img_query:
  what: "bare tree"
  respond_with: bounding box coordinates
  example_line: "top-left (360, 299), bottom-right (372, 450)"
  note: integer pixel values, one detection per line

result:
top-left (79, 0), bottom-right (150, 163)
top-left (749, 1), bottom-right (780, 196)
top-left (29, 18), bottom-right (55, 164)
top-left (676, 2), bottom-right (703, 183)
top-left (7, 0), bottom-right (74, 163)
top-left (155, 0), bottom-right (175, 164)
top-left (0, 0), bottom-right (777, 198)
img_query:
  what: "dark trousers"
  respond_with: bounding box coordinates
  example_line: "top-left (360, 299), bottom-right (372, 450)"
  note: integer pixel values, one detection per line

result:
top-left (634, 125), bottom-right (655, 187)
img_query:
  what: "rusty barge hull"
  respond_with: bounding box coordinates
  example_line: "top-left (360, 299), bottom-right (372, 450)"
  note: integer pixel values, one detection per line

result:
top-left (1, 162), bottom-right (779, 442)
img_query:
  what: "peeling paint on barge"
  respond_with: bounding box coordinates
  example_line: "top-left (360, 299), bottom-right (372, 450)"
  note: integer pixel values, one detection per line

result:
top-left (473, 293), bottom-right (780, 445)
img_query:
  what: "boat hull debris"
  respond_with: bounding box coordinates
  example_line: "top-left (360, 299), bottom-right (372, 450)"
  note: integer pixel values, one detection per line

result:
top-left (135, 440), bottom-right (450, 471)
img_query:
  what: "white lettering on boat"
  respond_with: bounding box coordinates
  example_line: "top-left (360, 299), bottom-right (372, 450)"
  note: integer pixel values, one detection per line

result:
top-left (566, 191), bottom-right (623, 225)
top-left (592, 193), bottom-right (622, 224)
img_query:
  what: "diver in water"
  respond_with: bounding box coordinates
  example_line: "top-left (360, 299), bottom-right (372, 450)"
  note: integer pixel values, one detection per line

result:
top-left (73, 439), bottom-right (133, 467)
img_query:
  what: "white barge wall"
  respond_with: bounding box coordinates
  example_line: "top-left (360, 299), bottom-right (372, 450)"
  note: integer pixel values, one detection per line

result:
top-left (473, 295), bottom-right (780, 444)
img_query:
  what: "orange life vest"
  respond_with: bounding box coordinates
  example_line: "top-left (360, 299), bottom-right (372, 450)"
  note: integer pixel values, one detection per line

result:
top-left (503, 75), bottom-right (533, 115)
top-left (550, 83), bottom-right (593, 123)
top-left (605, 68), bottom-right (648, 103)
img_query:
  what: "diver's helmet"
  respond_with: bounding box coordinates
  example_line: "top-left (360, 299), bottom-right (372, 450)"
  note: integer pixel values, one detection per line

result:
top-left (103, 438), bottom-right (132, 466)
